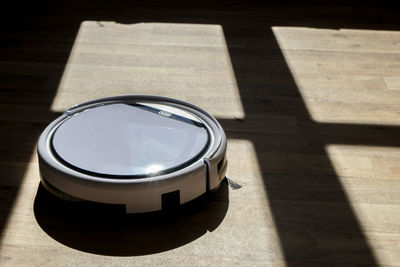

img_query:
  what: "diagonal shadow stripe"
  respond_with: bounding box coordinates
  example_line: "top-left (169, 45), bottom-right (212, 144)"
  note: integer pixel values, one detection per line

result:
top-left (217, 24), bottom-right (378, 264)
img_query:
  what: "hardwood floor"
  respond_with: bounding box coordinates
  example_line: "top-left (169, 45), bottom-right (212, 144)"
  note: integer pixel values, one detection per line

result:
top-left (1, 0), bottom-right (400, 266)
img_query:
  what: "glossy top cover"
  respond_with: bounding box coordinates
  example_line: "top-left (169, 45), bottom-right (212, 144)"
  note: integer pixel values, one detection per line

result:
top-left (51, 103), bottom-right (209, 178)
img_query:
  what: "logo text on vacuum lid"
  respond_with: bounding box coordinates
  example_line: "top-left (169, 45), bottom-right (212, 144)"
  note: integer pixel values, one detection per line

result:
top-left (158, 110), bottom-right (172, 117)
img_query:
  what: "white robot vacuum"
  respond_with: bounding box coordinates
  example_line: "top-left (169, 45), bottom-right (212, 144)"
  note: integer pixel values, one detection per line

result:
top-left (37, 95), bottom-right (227, 213)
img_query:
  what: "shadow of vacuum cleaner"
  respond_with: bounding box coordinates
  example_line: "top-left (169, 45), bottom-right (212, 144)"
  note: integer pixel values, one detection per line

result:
top-left (34, 179), bottom-right (229, 256)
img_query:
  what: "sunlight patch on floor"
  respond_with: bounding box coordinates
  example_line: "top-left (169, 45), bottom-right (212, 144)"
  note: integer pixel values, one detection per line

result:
top-left (226, 138), bottom-right (285, 262)
top-left (272, 26), bottom-right (400, 126)
top-left (51, 21), bottom-right (245, 119)
top-left (0, 154), bottom-right (45, 251)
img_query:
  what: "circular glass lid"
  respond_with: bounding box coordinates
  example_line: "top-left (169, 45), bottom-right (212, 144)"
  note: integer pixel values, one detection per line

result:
top-left (51, 103), bottom-right (210, 178)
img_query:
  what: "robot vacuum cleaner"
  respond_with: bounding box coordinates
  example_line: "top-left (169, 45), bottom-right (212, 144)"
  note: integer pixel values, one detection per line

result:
top-left (37, 95), bottom-right (227, 213)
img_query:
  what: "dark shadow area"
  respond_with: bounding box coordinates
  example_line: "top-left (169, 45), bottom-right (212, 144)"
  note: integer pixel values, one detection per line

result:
top-left (34, 179), bottom-right (228, 256)
top-left (1, 0), bottom-right (69, 242)
top-left (2, 0), bottom-right (400, 264)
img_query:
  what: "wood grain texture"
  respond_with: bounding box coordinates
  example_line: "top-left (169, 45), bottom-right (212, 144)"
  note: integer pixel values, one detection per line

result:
top-left (2, 0), bottom-right (400, 266)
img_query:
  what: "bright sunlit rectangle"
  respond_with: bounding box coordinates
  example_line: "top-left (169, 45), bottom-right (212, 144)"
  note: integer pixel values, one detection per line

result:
top-left (51, 21), bottom-right (245, 119)
top-left (272, 26), bottom-right (400, 126)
